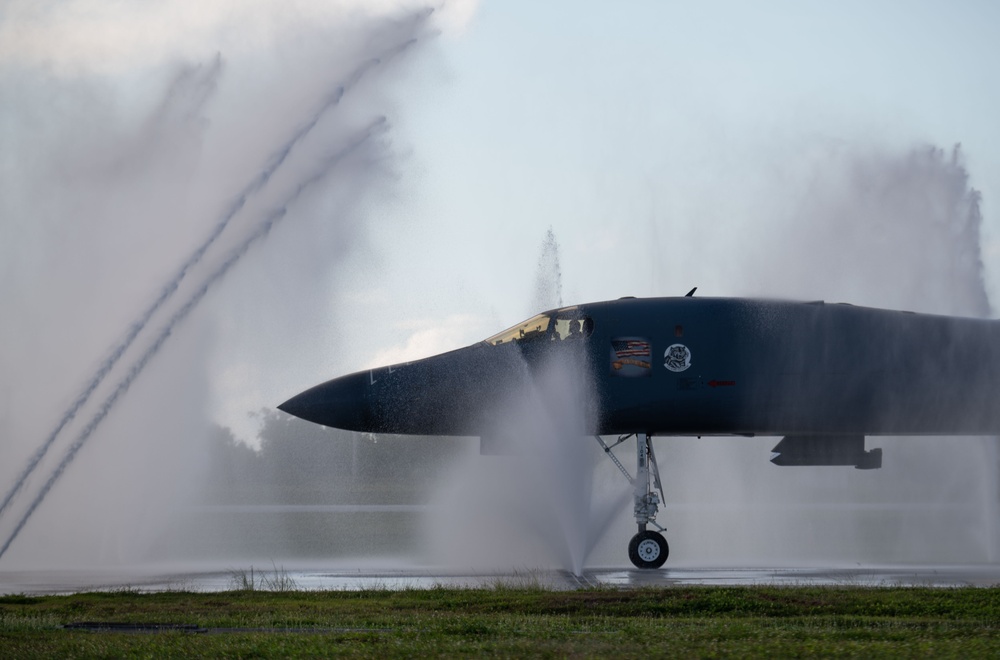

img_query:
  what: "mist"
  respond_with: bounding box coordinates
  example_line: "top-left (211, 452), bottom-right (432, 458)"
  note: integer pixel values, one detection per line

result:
top-left (613, 143), bottom-right (998, 566)
top-left (0, 2), bottom-right (444, 567)
top-left (423, 235), bottom-right (609, 574)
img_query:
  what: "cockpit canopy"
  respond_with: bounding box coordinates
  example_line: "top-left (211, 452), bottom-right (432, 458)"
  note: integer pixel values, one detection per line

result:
top-left (484, 307), bottom-right (593, 346)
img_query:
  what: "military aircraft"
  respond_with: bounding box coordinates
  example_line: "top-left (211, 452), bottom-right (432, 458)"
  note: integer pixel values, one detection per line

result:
top-left (279, 294), bottom-right (1000, 568)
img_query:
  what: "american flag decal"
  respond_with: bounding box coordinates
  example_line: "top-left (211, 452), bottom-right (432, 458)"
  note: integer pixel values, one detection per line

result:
top-left (611, 339), bottom-right (651, 358)
top-left (610, 337), bottom-right (652, 377)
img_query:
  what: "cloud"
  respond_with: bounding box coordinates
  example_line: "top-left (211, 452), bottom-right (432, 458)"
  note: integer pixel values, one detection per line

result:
top-left (367, 314), bottom-right (486, 367)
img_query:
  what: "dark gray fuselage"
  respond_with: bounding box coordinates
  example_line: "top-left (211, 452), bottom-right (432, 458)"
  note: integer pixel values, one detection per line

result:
top-left (279, 297), bottom-right (1000, 437)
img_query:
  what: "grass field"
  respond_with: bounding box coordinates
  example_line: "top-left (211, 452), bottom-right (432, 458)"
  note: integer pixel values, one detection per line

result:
top-left (2, 585), bottom-right (999, 657)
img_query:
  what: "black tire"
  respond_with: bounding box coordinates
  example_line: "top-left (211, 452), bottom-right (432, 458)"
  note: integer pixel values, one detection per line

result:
top-left (628, 530), bottom-right (669, 569)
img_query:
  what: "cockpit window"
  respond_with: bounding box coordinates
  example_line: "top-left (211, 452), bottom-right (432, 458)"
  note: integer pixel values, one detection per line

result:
top-left (551, 317), bottom-right (590, 340)
top-left (484, 310), bottom-right (593, 346)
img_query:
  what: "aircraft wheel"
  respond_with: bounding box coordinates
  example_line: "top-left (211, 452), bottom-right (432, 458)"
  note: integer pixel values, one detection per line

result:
top-left (628, 530), bottom-right (668, 569)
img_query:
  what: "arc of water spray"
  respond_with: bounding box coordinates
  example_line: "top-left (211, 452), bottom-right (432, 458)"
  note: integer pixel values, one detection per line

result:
top-left (0, 117), bottom-right (390, 560)
top-left (0, 33), bottom-right (424, 524)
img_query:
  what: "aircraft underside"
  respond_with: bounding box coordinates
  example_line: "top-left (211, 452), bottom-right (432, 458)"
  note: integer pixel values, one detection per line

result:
top-left (588, 431), bottom-right (884, 569)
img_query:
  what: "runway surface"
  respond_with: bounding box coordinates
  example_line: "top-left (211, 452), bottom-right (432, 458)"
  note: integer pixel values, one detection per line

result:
top-left (3, 564), bottom-right (1000, 594)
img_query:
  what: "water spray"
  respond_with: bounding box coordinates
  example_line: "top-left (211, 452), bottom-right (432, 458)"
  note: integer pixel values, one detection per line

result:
top-left (0, 118), bottom-right (389, 559)
top-left (531, 227), bottom-right (563, 312)
top-left (0, 34), bottom-right (421, 527)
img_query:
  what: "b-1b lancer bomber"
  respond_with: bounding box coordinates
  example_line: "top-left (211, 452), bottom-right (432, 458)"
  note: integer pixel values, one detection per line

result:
top-left (279, 294), bottom-right (1000, 568)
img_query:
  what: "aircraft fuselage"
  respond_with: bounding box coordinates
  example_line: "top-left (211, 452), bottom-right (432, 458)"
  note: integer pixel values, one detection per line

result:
top-left (279, 297), bottom-right (1000, 438)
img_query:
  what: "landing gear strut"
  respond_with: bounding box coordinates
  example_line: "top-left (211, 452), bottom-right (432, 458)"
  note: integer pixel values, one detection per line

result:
top-left (595, 432), bottom-right (668, 569)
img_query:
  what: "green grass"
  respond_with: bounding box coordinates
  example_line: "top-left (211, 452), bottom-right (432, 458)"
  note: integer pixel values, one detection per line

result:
top-left (1, 586), bottom-right (999, 657)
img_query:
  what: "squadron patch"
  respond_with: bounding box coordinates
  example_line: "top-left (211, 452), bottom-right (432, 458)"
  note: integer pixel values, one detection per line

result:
top-left (664, 344), bottom-right (692, 372)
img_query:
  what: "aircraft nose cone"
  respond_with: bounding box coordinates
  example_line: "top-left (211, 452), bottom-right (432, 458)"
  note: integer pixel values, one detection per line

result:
top-left (278, 372), bottom-right (372, 431)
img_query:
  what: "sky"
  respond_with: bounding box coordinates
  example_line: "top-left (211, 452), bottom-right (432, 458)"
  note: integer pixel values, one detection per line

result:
top-left (2, 0), bottom-right (1000, 567)
top-left (359, 0), bottom-right (1000, 363)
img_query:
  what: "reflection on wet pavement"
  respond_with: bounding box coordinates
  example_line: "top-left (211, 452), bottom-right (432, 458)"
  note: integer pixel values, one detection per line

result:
top-left (3, 563), bottom-right (1000, 594)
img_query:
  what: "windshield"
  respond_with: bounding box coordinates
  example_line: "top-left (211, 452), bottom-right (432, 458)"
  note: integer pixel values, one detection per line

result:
top-left (484, 313), bottom-right (551, 346)
top-left (484, 309), bottom-right (593, 346)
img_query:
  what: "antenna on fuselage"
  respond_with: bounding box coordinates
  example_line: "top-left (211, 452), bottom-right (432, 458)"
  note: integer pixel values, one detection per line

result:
top-left (685, 287), bottom-right (697, 297)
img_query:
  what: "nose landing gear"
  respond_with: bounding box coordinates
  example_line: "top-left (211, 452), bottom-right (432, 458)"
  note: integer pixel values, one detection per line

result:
top-left (595, 432), bottom-right (668, 569)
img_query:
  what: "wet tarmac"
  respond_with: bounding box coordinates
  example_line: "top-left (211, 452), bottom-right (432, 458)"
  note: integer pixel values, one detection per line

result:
top-left (3, 563), bottom-right (1000, 594)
